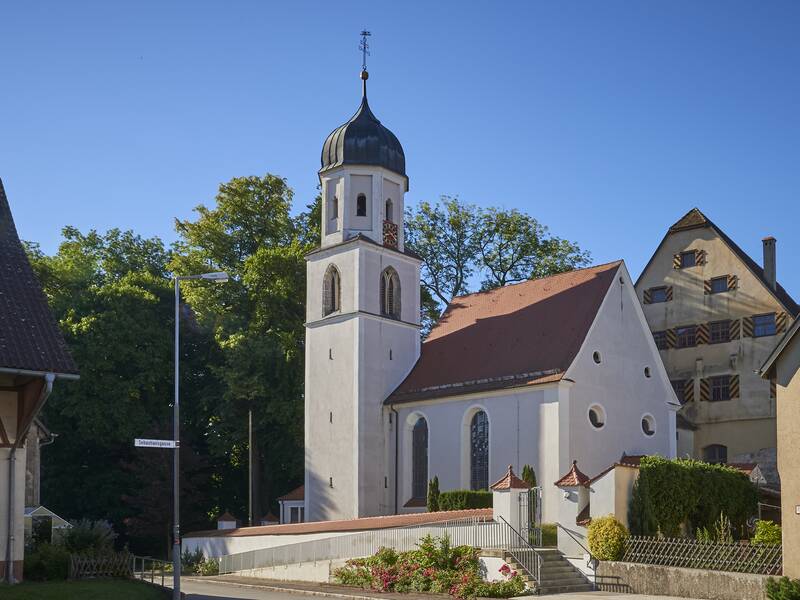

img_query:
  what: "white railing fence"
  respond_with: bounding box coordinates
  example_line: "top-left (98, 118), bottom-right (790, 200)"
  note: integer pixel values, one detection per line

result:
top-left (219, 515), bottom-right (541, 584)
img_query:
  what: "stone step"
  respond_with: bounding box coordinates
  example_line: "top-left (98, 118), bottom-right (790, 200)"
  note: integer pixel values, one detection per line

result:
top-left (537, 583), bottom-right (595, 595)
top-left (539, 572), bottom-right (587, 583)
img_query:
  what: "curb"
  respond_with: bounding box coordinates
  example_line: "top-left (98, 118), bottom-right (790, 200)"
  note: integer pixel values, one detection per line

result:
top-left (184, 577), bottom-right (386, 600)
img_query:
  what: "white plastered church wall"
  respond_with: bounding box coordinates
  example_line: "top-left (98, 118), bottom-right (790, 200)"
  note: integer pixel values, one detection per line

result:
top-left (563, 263), bottom-right (677, 483)
top-left (390, 385), bottom-right (561, 522)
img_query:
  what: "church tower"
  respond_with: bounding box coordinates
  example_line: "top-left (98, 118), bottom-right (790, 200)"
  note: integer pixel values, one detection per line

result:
top-left (304, 55), bottom-right (421, 521)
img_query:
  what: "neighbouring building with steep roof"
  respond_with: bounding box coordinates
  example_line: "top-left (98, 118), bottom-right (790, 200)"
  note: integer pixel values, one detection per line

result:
top-left (0, 179), bottom-right (78, 583)
top-left (635, 208), bottom-right (798, 485)
top-left (303, 67), bottom-right (677, 524)
top-left (760, 316), bottom-right (800, 577)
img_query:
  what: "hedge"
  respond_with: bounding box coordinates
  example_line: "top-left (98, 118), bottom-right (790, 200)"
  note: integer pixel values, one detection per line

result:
top-left (438, 490), bottom-right (493, 511)
top-left (628, 456), bottom-right (757, 538)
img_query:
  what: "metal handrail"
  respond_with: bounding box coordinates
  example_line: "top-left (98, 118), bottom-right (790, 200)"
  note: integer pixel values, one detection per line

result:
top-left (131, 555), bottom-right (170, 588)
top-left (556, 523), bottom-right (597, 589)
top-left (496, 516), bottom-right (543, 586)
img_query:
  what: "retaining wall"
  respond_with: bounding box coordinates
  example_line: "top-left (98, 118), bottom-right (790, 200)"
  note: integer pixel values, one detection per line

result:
top-left (596, 561), bottom-right (771, 600)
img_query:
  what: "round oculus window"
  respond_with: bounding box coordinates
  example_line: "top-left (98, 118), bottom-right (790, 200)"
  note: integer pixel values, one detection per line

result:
top-left (588, 405), bottom-right (606, 429)
top-left (641, 414), bottom-right (656, 436)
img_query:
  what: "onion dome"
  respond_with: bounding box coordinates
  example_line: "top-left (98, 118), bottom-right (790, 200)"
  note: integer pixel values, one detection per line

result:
top-left (320, 70), bottom-right (406, 179)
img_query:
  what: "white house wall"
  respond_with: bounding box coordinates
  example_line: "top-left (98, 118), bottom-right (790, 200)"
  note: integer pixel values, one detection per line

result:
top-left (565, 263), bottom-right (676, 481)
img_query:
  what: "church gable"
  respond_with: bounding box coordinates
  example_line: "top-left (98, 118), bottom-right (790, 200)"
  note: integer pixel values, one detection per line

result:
top-left (386, 261), bottom-right (623, 404)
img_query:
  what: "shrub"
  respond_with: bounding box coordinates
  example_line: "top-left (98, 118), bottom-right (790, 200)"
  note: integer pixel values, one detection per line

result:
top-left (521, 465), bottom-right (537, 488)
top-left (23, 542), bottom-right (70, 581)
top-left (333, 534), bottom-right (526, 599)
top-left (628, 456), bottom-right (757, 537)
top-left (587, 515), bottom-right (628, 561)
top-left (753, 520), bottom-right (782, 546)
top-left (428, 476), bottom-right (440, 512)
top-left (197, 557), bottom-right (220, 576)
top-left (61, 519), bottom-right (117, 555)
top-left (767, 577), bottom-right (800, 600)
top-left (540, 523), bottom-right (557, 547)
top-left (182, 547), bottom-right (205, 574)
top-left (438, 490), bottom-right (492, 511)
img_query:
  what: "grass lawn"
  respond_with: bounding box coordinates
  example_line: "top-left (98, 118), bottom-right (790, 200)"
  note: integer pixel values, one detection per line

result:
top-left (0, 579), bottom-right (167, 599)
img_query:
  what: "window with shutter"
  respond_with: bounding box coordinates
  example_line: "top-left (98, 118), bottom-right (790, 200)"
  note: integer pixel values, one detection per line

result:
top-left (710, 375), bottom-right (731, 401)
top-left (649, 287), bottom-right (668, 303)
top-left (709, 320), bottom-right (731, 344)
top-left (753, 313), bottom-right (777, 337)
top-left (710, 277), bottom-right (728, 294)
top-left (727, 275), bottom-right (738, 291)
top-left (777, 312), bottom-right (788, 333)
top-left (680, 251), bottom-right (697, 268)
top-left (684, 379), bottom-right (694, 403)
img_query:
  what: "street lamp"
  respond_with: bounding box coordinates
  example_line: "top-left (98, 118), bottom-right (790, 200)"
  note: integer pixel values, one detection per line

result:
top-left (173, 271), bottom-right (228, 599)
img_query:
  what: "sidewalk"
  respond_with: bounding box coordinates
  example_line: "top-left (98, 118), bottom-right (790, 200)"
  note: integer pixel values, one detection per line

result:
top-left (186, 576), bottom-right (703, 600)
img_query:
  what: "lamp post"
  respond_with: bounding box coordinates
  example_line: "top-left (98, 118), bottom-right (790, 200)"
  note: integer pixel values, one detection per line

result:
top-left (173, 271), bottom-right (228, 599)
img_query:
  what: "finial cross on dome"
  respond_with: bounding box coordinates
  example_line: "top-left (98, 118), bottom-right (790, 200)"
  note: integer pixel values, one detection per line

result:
top-left (359, 30), bottom-right (371, 72)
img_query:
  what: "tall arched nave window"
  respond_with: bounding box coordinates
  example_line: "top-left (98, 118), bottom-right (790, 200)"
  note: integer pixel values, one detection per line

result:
top-left (380, 267), bottom-right (401, 319)
top-left (323, 265), bottom-right (341, 316)
top-left (412, 417), bottom-right (428, 500)
top-left (470, 410), bottom-right (489, 490)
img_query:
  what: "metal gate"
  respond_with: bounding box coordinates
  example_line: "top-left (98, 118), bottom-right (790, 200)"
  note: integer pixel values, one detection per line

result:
top-left (518, 487), bottom-right (542, 547)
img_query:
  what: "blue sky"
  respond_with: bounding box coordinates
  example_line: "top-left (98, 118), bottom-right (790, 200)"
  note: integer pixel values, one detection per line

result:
top-left (2, 1), bottom-right (798, 295)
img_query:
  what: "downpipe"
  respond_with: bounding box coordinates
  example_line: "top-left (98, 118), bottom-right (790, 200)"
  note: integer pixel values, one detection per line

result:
top-left (5, 373), bottom-right (54, 584)
top-left (391, 405), bottom-right (399, 514)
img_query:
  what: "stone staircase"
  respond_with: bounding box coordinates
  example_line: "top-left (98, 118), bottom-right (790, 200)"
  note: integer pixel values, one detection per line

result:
top-left (498, 548), bottom-right (594, 595)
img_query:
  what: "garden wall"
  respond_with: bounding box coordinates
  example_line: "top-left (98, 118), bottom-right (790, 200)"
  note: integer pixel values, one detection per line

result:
top-left (596, 561), bottom-right (770, 600)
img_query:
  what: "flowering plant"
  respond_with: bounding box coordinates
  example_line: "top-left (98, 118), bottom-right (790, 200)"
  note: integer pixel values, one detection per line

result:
top-left (332, 535), bottom-right (526, 599)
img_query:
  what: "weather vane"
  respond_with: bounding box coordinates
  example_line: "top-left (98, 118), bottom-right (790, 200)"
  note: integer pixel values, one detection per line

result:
top-left (359, 29), bottom-right (371, 72)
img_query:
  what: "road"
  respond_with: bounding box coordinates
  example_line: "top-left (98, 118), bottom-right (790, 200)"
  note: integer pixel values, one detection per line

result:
top-left (171, 578), bottom-right (703, 600)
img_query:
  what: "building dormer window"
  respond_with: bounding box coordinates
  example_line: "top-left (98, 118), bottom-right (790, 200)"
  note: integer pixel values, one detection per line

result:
top-left (385, 198), bottom-right (393, 223)
top-left (323, 265), bottom-right (341, 316)
top-left (356, 193), bottom-right (367, 217)
top-left (380, 267), bottom-right (401, 319)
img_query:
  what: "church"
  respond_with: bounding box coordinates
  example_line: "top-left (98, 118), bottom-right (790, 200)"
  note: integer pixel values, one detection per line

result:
top-left (303, 65), bottom-right (677, 525)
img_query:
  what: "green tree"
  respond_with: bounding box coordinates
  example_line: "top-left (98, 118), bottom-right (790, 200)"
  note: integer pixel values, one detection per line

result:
top-left (405, 196), bottom-right (481, 307)
top-left (477, 208), bottom-right (589, 290)
top-left (171, 174), bottom-right (313, 518)
top-left (27, 228), bottom-right (219, 556)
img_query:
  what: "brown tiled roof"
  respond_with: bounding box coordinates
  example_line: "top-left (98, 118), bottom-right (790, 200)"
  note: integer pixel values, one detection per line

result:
top-left (218, 512), bottom-right (238, 522)
top-left (276, 484), bottom-right (304, 502)
top-left (639, 207), bottom-right (798, 317)
top-left (490, 465), bottom-right (530, 490)
top-left (403, 497), bottom-right (426, 508)
top-left (386, 262), bottom-right (622, 404)
top-left (185, 507), bottom-right (493, 538)
top-left (554, 461), bottom-right (590, 487)
top-left (0, 179), bottom-right (77, 375)
top-left (261, 512), bottom-right (279, 523)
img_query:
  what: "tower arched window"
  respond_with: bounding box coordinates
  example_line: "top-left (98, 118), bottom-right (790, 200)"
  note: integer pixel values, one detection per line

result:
top-left (356, 193), bottom-right (367, 217)
top-left (380, 267), bottom-right (401, 319)
top-left (385, 198), bottom-right (393, 223)
top-left (470, 411), bottom-right (489, 490)
top-left (323, 265), bottom-right (341, 316)
top-left (412, 418), bottom-right (428, 500)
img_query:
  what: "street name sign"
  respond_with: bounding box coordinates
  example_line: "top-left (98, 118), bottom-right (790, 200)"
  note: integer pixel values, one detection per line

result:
top-left (134, 438), bottom-right (178, 449)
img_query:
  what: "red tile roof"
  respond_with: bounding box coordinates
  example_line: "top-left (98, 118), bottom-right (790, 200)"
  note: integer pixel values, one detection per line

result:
top-left (554, 461), bottom-right (590, 487)
top-left (386, 262), bottom-right (622, 404)
top-left (185, 508), bottom-right (493, 538)
top-left (276, 484), bottom-right (304, 502)
top-left (217, 512), bottom-right (238, 522)
top-left (0, 179), bottom-right (78, 375)
top-left (490, 465), bottom-right (530, 490)
top-left (261, 512), bottom-right (279, 523)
